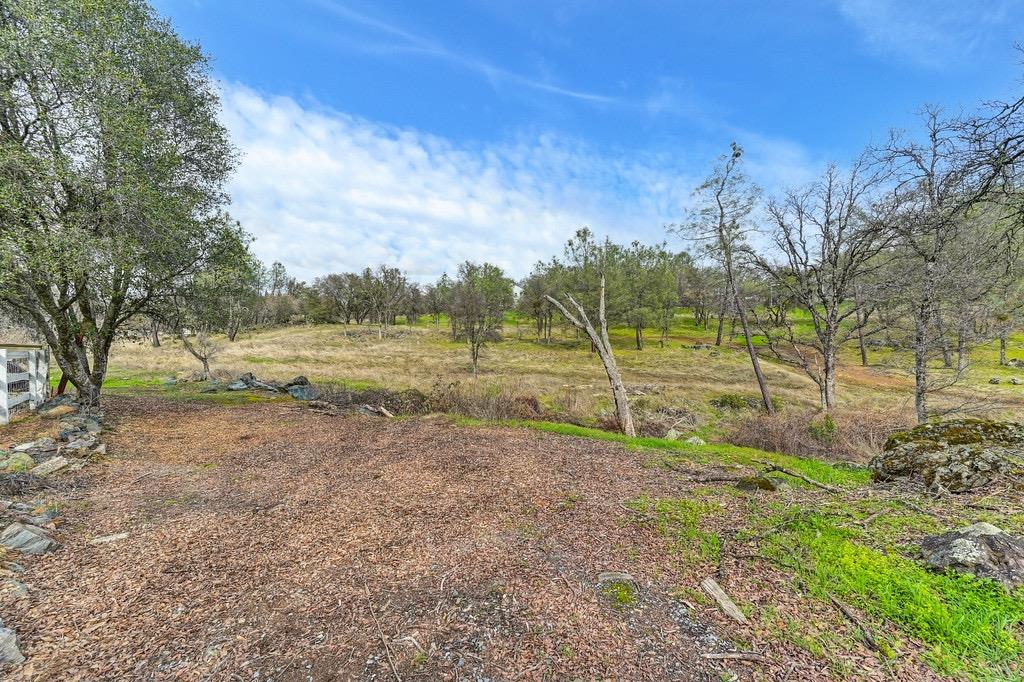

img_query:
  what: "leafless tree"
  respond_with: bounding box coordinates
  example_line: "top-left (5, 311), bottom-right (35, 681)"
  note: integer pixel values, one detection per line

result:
top-left (876, 105), bottom-right (1024, 422)
top-left (749, 158), bottom-right (894, 410)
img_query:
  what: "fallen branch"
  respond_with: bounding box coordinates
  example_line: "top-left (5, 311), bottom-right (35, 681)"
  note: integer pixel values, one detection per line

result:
top-left (827, 593), bottom-right (878, 651)
top-left (702, 651), bottom-right (766, 663)
top-left (362, 580), bottom-right (402, 681)
top-left (856, 509), bottom-right (888, 527)
top-left (700, 577), bottom-right (749, 624)
top-left (754, 460), bottom-right (840, 493)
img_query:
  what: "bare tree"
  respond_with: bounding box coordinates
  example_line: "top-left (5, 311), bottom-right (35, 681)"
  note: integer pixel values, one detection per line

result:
top-left (675, 143), bottom-right (775, 413)
top-left (877, 106), bottom-right (1024, 422)
top-left (750, 159), bottom-right (893, 410)
top-left (547, 274), bottom-right (635, 436)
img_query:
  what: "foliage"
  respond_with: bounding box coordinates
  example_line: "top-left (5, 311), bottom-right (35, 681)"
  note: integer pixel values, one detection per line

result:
top-left (0, 0), bottom-right (237, 402)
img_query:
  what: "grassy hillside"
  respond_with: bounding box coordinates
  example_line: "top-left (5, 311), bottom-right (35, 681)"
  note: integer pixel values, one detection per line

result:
top-left (107, 312), bottom-right (1024, 428)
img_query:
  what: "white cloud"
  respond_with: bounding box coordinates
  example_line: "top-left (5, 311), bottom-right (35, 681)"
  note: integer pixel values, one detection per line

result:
top-left (837, 0), bottom-right (1019, 67)
top-left (220, 83), bottom-right (702, 282)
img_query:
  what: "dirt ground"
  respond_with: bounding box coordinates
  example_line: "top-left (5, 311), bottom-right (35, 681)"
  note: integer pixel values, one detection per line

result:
top-left (1, 398), bottom-right (919, 681)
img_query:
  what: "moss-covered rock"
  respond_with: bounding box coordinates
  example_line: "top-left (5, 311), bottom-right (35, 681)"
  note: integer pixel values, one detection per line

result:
top-left (0, 453), bottom-right (35, 473)
top-left (870, 419), bottom-right (1023, 492)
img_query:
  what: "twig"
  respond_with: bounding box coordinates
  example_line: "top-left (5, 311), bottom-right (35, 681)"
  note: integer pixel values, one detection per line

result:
top-left (362, 579), bottom-right (402, 682)
top-left (857, 509), bottom-right (888, 527)
top-left (827, 593), bottom-right (878, 651)
top-left (702, 651), bottom-right (766, 663)
top-left (754, 460), bottom-right (840, 493)
top-left (131, 471), bottom-right (157, 483)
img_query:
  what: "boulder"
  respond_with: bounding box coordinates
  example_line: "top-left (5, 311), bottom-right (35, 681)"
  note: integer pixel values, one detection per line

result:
top-left (226, 380), bottom-right (248, 391)
top-left (0, 453), bottom-right (35, 473)
top-left (869, 419), bottom-right (1023, 492)
top-left (0, 522), bottom-right (59, 555)
top-left (920, 523), bottom-right (1024, 588)
top-left (989, 377), bottom-right (1002, 385)
top-left (284, 375), bottom-right (311, 388)
top-left (287, 384), bottom-right (319, 401)
top-left (1012, 378), bottom-right (1023, 386)
top-left (684, 436), bottom-right (707, 446)
top-left (0, 619), bottom-right (23, 665)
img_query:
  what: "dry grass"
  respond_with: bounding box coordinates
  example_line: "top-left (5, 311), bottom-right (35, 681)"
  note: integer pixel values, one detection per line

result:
top-left (723, 407), bottom-right (916, 463)
top-left (112, 323), bottom-right (903, 409)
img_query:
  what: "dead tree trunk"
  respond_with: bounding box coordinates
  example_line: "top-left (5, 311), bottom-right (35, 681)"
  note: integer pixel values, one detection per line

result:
top-left (547, 276), bottom-right (635, 436)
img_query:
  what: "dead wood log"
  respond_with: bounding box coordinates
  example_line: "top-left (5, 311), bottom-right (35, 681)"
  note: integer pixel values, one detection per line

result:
top-left (700, 577), bottom-right (749, 624)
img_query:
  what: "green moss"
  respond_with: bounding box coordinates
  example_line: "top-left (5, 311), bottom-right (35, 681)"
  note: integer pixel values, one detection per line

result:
top-left (600, 580), bottom-right (637, 608)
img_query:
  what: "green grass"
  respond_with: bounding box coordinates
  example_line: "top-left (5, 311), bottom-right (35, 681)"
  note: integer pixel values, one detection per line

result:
top-left (626, 496), bottom-right (723, 562)
top-left (456, 418), bottom-right (872, 488)
top-left (762, 509), bottom-right (1024, 681)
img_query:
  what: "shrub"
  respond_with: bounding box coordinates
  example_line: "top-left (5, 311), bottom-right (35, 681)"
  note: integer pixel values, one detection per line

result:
top-left (725, 407), bottom-right (912, 462)
top-left (427, 379), bottom-right (543, 420)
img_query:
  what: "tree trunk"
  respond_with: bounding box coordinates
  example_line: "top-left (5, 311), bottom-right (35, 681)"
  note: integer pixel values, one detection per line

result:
top-left (725, 262), bottom-right (775, 414)
top-left (957, 326), bottom-right (969, 372)
top-left (999, 333), bottom-right (1008, 366)
top-left (914, 314), bottom-right (929, 424)
top-left (635, 325), bottom-right (643, 351)
top-left (150, 320), bottom-right (161, 347)
top-left (854, 304), bottom-right (868, 367)
top-left (822, 350), bottom-right (837, 411)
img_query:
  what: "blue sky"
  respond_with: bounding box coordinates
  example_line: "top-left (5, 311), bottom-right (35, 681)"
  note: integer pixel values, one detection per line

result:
top-left (155, 0), bottom-right (1024, 281)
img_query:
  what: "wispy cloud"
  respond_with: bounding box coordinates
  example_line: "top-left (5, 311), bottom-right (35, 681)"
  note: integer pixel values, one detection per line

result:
top-left (220, 83), bottom-right (704, 282)
top-left (837, 0), bottom-right (1020, 67)
top-left (310, 0), bottom-right (618, 104)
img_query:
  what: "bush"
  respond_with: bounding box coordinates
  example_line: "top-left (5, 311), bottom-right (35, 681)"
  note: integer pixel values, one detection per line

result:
top-left (427, 379), bottom-right (543, 420)
top-left (710, 393), bottom-right (784, 412)
top-left (725, 407), bottom-right (913, 462)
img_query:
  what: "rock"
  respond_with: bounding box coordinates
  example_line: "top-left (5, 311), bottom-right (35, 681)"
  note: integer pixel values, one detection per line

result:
top-left (30, 456), bottom-right (69, 478)
top-left (90, 531), bottom-right (129, 545)
top-left (39, 403), bottom-right (77, 419)
top-left (1007, 358), bottom-right (1024, 369)
top-left (0, 453), bottom-right (34, 473)
top-left (1, 578), bottom-right (28, 600)
top-left (62, 436), bottom-right (96, 453)
top-left (684, 436), bottom-right (707, 446)
top-left (0, 523), bottom-right (59, 555)
top-left (12, 438), bottom-right (55, 454)
top-left (226, 380), bottom-right (248, 391)
top-left (92, 443), bottom-right (107, 456)
top-left (736, 475), bottom-right (788, 492)
top-left (163, 377), bottom-right (178, 386)
top-left (200, 385), bottom-right (220, 394)
top-left (287, 384), bottom-right (320, 401)
top-left (989, 377), bottom-right (1001, 384)
top-left (284, 375), bottom-right (311, 388)
top-left (921, 523), bottom-right (1024, 588)
top-left (1012, 378), bottom-right (1023, 385)
top-left (210, 369), bottom-right (234, 381)
top-left (869, 419), bottom-right (1023, 492)
top-left (0, 620), bottom-right (24, 665)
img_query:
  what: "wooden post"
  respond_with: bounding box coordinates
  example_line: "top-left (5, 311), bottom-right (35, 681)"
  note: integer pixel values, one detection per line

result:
top-left (0, 348), bottom-right (8, 425)
top-left (29, 349), bottom-right (47, 408)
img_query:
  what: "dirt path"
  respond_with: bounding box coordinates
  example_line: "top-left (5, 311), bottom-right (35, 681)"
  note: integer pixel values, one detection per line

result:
top-left (4, 398), bottom-right (835, 680)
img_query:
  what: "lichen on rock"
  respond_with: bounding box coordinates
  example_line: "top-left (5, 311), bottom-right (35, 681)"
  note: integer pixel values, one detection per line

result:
top-left (869, 419), bottom-right (1023, 492)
